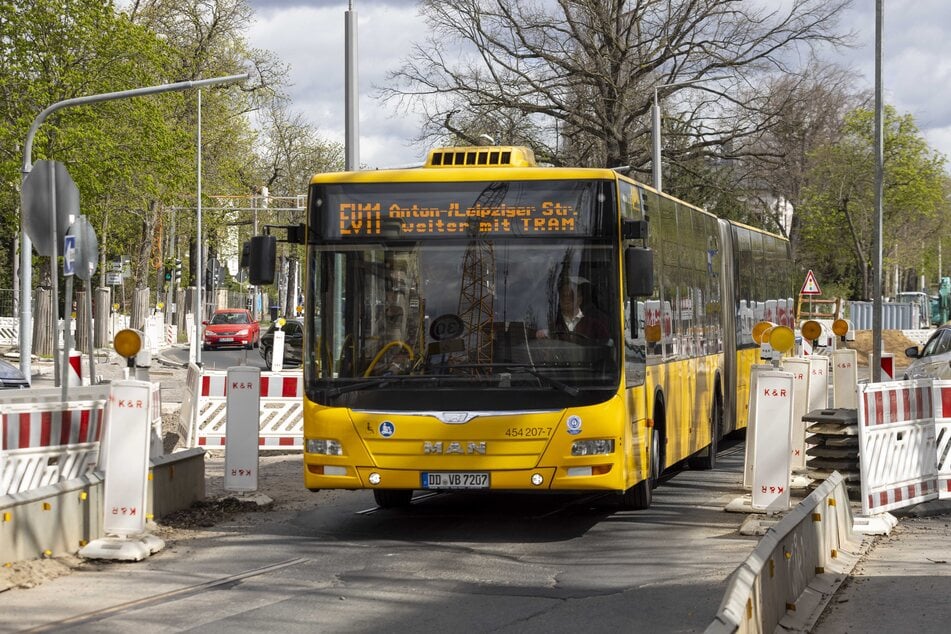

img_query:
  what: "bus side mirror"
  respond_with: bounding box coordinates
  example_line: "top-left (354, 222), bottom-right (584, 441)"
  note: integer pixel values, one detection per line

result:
top-left (249, 235), bottom-right (277, 285)
top-left (625, 247), bottom-right (653, 298)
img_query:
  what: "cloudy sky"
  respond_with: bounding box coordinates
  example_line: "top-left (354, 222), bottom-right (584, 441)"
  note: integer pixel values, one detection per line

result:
top-left (247, 0), bottom-right (951, 171)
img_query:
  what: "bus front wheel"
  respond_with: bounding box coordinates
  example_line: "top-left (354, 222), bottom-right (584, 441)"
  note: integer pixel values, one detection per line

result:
top-left (620, 427), bottom-right (660, 510)
top-left (373, 489), bottom-right (414, 509)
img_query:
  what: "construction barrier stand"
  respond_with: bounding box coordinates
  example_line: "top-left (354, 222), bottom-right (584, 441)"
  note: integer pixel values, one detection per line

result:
top-left (807, 356), bottom-right (829, 412)
top-left (271, 329), bottom-right (286, 373)
top-left (224, 366), bottom-right (261, 492)
top-left (750, 370), bottom-right (794, 512)
top-left (742, 364), bottom-right (773, 489)
top-left (100, 379), bottom-right (153, 537)
top-left (783, 358), bottom-right (811, 471)
top-left (832, 349), bottom-right (858, 409)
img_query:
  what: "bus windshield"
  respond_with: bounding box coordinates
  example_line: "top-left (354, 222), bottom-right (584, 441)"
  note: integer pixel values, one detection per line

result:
top-left (305, 238), bottom-right (620, 410)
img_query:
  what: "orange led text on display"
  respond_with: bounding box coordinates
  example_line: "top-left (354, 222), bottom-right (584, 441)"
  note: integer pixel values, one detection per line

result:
top-left (338, 201), bottom-right (580, 236)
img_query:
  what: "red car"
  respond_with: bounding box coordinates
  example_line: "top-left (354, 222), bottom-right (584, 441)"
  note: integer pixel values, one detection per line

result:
top-left (202, 309), bottom-right (260, 350)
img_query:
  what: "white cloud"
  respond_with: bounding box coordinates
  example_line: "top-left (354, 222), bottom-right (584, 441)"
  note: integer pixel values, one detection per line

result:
top-left (831, 0), bottom-right (951, 160)
top-left (249, 1), bottom-right (429, 169)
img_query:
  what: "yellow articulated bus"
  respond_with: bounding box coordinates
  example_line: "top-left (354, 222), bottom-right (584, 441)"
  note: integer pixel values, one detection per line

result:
top-left (252, 145), bottom-right (794, 509)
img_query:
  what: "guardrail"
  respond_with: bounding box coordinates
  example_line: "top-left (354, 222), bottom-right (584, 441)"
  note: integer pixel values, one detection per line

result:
top-left (706, 472), bottom-right (863, 633)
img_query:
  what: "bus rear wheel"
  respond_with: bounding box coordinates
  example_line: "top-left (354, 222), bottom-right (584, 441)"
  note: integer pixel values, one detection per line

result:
top-left (688, 391), bottom-right (722, 471)
top-left (373, 489), bottom-right (414, 509)
top-left (620, 427), bottom-right (660, 510)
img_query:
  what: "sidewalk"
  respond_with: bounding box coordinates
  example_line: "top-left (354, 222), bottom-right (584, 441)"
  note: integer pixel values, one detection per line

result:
top-left (813, 500), bottom-right (951, 633)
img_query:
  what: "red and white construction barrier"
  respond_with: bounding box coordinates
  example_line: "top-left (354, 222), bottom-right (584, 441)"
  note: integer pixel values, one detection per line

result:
top-left (68, 351), bottom-right (83, 386)
top-left (931, 380), bottom-right (951, 499)
top-left (180, 364), bottom-right (304, 449)
top-left (857, 380), bottom-right (937, 517)
top-left (0, 386), bottom-right (109, 496)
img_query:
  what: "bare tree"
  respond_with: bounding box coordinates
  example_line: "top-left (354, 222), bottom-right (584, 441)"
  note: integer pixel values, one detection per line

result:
top-left (381, 0), bottom-right (853, 171)
top-left (252, 100), bottom-right (346, 199)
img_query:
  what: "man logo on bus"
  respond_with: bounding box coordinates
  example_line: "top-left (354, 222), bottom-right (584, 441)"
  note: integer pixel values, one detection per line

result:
top-left (379, 421), bottom-right (395, 438)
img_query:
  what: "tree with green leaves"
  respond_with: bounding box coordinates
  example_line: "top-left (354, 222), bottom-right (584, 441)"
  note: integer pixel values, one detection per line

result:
top-left (0, 0), bottom-right (189, 299)
top-left (798, 106), bottom-right (948, 299)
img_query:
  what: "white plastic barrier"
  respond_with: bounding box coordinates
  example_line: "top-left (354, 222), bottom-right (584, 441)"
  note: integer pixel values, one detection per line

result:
top-left (782, 358), bottom-right (811, 472)
top-left (185, 366), bottom-right (304, 449)
top-left (742, 364), bottom-right (774, 489)
top-left (832, 349), bottom-right (858, 408)
top-left (108, 313), bottom-right (130, 342)
top-left (145, 314), bottom-right (165, 353)
top-left (179, 363), bottom-right (202, 448)
top-left (807, 356), bottom-right (829, 411)
top-left (750, 370), bottom-right (794, 512)
top-left (0, 385), bottom-right (110, 496)
top-left (224, 366), bottom-right (261, 492)
top-left (165, 324), bottom-right (178, 346)
top-left (79, 379), bottom-right (165, 561)
top-left (707, 473), bottom-right (860, 633)
top-left (149, 378), bottom-right (163, 460)
top-left (930, 380), bottom-right (951, 499)
top-left (100, 380), bottom-right (154, 534)
top-left (857, 380), bottom-right (938, 516)
top-left (0, 316), bottom-right (17, 346)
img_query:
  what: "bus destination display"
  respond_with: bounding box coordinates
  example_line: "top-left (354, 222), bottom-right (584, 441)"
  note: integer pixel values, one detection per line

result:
top-left (339, 200), bottom-right (579, 237)
top-left (315, 181), bottom-right (609, 239)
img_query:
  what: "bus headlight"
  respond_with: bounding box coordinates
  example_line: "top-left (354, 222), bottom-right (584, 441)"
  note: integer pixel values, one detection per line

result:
top-left (571, 439), bottom-right (615, 456)
top-left (306, 439), bottom-right (343, 456)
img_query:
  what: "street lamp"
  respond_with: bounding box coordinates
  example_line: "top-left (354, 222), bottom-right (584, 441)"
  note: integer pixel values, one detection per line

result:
top-left (18, 73), bottom-right (249, 379)
top-left (651, 77), bottom-right (727, 193)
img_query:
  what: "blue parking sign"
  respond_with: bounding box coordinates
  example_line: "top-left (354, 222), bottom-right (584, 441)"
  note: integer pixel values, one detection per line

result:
top-left (63, 234), bottom-right (76, 276)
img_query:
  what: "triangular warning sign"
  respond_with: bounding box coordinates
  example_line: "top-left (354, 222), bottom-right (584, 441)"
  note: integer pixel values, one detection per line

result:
top-left (800, 269), bottom-right (822, 296)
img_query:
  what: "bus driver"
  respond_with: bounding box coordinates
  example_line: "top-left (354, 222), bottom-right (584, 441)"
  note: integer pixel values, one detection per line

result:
top-left (537, 277), bottom-right (610, 341)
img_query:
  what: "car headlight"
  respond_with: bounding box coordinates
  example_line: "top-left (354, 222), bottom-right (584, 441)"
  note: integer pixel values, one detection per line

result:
top-left (237, 329), bottom-right (249, 335)
top-left (306, 439), bottom-right (343, 456)
top-left (571, 439), bottom-right (615, 456)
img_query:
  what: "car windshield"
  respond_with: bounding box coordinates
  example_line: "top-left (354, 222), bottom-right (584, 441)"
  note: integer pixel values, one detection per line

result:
top-left (211, 312), bottom-right (249, 325)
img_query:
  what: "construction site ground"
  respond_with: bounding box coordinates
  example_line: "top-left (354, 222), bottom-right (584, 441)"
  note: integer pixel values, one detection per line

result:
top-left (842, 329), bottom-right (923, 368)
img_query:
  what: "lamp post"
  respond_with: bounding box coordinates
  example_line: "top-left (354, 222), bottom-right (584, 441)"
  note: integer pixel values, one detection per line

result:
top-left (651, 77), bottom-right (727, 193)
top-left (345, 0), bottom-right (359, 171)
top-left (18, 73), bottom-right (249, 379)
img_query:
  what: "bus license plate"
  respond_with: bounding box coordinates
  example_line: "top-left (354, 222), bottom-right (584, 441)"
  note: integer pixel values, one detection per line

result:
top-left (422, 472), bottom-right (489, 489)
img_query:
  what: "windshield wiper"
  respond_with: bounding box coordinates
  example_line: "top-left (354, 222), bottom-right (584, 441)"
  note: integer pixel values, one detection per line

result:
top-left (449, 363), bottom-right (580, 396)
top-left (323, 375), bottom-right (440, 397)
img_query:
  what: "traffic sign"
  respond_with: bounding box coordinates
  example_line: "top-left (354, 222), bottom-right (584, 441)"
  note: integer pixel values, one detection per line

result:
top-left (106, 272), bottom-right (122, 285)
top-left (63, 235), bottom-right (77, 276)
top-left (800, 270), bottom-right (822, 296)
top-left (21, 160), bottom-right (80, 256)
top-left (67, 216), bottom-right (98, 281)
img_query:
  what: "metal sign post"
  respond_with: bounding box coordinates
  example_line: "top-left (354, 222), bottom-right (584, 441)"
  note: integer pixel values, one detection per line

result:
top-left (72, 216), bottom-right (99, 383)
